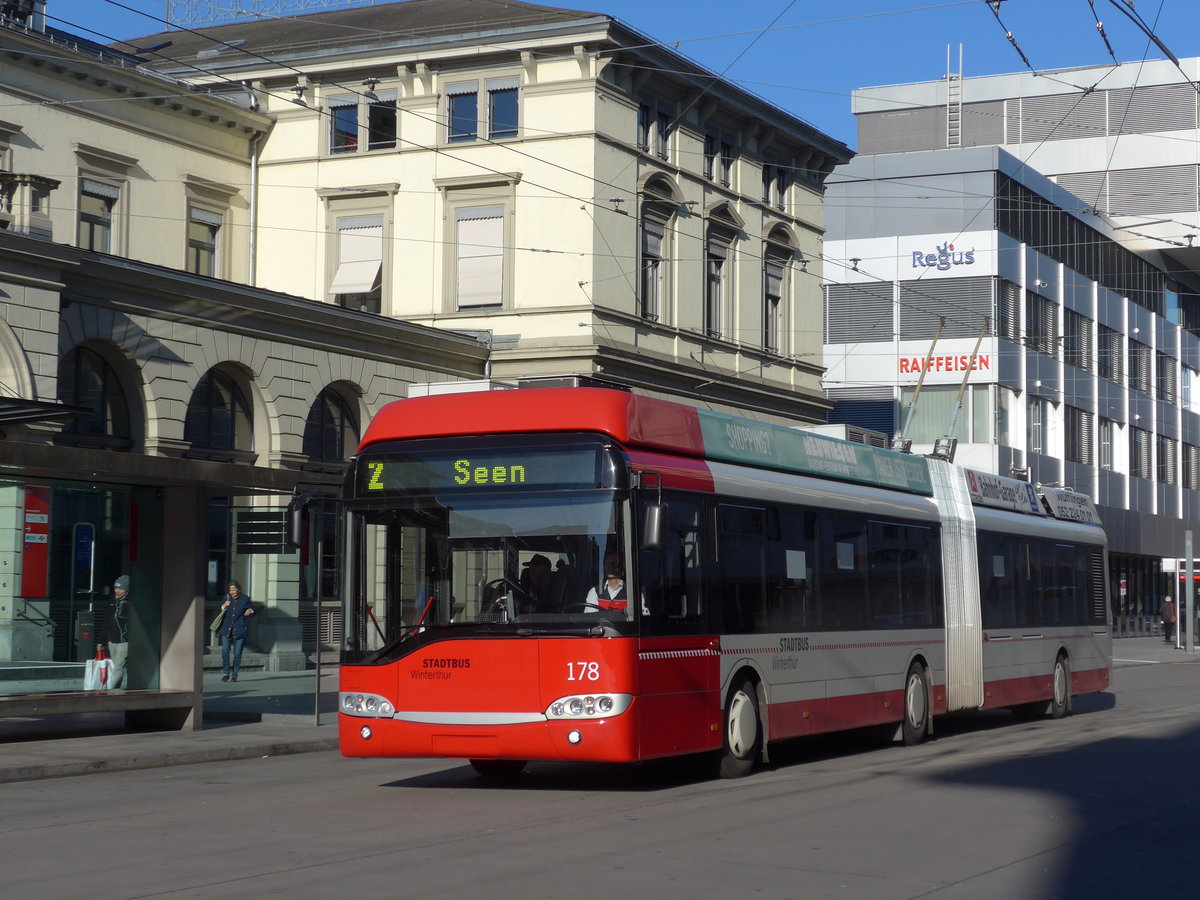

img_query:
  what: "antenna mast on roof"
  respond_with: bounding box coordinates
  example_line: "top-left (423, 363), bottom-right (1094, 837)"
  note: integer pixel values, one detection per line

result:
top-left (166, 0), bottom-right (383, 29)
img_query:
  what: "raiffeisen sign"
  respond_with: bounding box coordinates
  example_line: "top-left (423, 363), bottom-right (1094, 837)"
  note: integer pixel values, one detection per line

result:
top-left (898, 353), bottom-right (990, 375)
top-left (912, 241), bottom-right (975, 271)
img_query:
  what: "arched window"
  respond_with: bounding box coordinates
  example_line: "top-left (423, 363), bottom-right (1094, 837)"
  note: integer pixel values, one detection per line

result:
top-left (704, 201), bottom-right (744, 341)
top-left (185, 368), bottom-right (253, 455)
top-left (57, 345), bottom-right (132, 447)
top-left (639, 175), bottom-right (681, 323)
top-left (304, 388), bottom-right (359, 463)
top-left (764, 226), bottom-right (795, 354)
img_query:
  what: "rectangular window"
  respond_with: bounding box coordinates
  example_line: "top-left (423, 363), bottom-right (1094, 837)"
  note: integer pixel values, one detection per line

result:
top-left (1184, 367), bottom-right (1196, 410)
top-left (1024, 290), bottom-right (1059, 358)
top-left (186, 207), bottom-right (221, 277)
top-left (1063, 308), bottom-right (1092, 371)
top-left (719, 141), bottom-right (734, 187)
top-left (640, 218), bottom-right (664, 321)
top-left (1158, 435), bottom-right (1177, 484)
top-left (761, 160), bottom-right (788, 211)
top-left (1130, 427), bottom-right (1152, 479)
top-left (637, 104), bottom-right (652, 152)
top-left (1098, 325), bottom-right (1122, 382)
top-left (447, 82), bottom-right (478, 143)
top-left (1129, 340), bottom-right (1152, 394)
top-left (773, 166), bottom-right (788, 212)
top-left (764, 261), bottom-right (783, 352)
top-left (1185, 443), bottom-right (1200, 490)
top-left (367, 94), bottom-right (397, 150)
top-left (486, 77), bottom-right (519, 139)
top-left (329, 97), bottom-right (358, 153)
top-left (78, 178), bottom-right (117, 252)
top-left (996, 280), bottom-right (1021, 340)
top-left (703, 135), bottom-right (716, 180)
top-left (1028, 397), bottom-right (1047, 455)
top-left (1157, 352), bottom-right (1178, 403)
top-left (455, 205), bottom-right (504, 308)
top-left (1064, 406), bottom-right (1093, 465)
top-left (655, 110), bottom-right (672, 160)
top-left (705, 241), bottom-right (726, 338)
top-left (901, 384), bottom-right (991, 444)
top-left (330, 214), bottom-right (383, 312)
top-left (1099, 418), bottom-right (1114, 471)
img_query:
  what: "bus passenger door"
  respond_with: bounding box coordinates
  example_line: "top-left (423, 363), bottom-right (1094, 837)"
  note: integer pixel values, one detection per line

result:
top-left (636, 495), bottom-right (720, 757)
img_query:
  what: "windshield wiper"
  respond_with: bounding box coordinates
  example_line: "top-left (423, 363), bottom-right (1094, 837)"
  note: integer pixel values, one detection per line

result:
top-left (515, 625), bottom-right (612, 637)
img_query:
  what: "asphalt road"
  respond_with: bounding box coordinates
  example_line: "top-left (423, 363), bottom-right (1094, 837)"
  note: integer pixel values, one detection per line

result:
top-left (4, 654), bottom-right (1198, 900)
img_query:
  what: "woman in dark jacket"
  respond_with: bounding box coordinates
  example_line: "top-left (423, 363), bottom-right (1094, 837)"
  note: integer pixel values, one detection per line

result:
top-left (219, 580), bottom-right (255, 681)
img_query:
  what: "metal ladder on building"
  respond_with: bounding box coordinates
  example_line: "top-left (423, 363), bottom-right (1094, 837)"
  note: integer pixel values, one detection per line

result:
top-left (946, 44), bottom-right (963, 148)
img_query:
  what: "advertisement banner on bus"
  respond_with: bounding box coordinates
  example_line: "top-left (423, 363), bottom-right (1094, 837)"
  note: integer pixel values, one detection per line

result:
top-left (963, 468), bottom-right (1041, 514)
top-left (1040, 487), bottom-right (1102, 525)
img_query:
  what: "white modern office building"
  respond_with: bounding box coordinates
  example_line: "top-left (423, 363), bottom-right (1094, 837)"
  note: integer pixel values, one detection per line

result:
top-left (825, 59), bottom-right (1200, 617)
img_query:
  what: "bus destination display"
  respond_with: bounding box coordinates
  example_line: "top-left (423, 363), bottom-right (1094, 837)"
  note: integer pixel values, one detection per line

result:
top-left (359, 446), bottom-right (606, 495)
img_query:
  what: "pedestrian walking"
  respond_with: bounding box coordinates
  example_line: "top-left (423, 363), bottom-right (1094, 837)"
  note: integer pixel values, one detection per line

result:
top-left (217, 580), bottom-right (254, 681)
top-left (1162, 595), bottom-right (1176, 643)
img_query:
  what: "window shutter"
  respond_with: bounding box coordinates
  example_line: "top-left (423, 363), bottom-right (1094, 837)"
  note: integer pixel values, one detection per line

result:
top-left (190, 207), bottom-right (223, 227)
top-left (329, 215), bottom-right (383, 294)
top-left (456, 206), bottom-right (504, 307)
top-left (81, 178), bottom-right (119, 199)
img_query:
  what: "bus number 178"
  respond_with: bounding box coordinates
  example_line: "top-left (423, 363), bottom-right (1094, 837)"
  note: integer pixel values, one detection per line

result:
top-left (567, 662), bottom-right (600, 681)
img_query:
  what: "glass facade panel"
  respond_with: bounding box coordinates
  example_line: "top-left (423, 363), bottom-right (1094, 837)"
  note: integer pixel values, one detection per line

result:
top-left (0, 479), bottom-right (161, 696)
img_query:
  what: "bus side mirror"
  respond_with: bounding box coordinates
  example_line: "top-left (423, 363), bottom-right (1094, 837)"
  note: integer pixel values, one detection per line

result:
top-left (640, 502), bottom-right (668, 552)
top-left (287, 497), bottom-right (309, 549)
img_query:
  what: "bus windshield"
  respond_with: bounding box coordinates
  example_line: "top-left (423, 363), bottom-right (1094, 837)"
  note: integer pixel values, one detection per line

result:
top-left (345, 489), bottom-right (633, 662)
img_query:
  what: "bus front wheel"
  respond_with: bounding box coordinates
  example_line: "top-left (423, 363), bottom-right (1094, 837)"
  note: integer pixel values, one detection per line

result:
top-left (902, 661), bottom-right (929, 746)
top-left (719, 677), bottom-right (762, 778)
top-left (1050, 655), bottom-right (1071, 719)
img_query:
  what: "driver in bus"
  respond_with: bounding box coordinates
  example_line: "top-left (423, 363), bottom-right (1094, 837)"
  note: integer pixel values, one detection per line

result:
top-left (584, 554), bottom-right (629, 616)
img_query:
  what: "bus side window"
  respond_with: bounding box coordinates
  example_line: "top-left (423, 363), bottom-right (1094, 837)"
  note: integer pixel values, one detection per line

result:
top-left (638, 495), bottom-right (705, 635)
top-left (821, 514), bottom-right (869, 630)
top-left (771, 507), bottom-right (817, 631)
top-left (718, 504), bottom-right (768, 634)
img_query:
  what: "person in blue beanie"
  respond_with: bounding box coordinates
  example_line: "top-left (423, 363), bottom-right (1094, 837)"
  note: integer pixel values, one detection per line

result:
top-left (106, 575), bottom-right (131, 689)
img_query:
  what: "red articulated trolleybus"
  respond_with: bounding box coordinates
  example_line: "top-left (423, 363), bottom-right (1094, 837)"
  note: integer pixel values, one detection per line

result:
top-left (338, 387), bottom-right (1111, 778)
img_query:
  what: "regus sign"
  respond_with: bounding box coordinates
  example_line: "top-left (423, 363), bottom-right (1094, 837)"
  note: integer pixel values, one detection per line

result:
top-left (912, 241), bottom-right (975, 271)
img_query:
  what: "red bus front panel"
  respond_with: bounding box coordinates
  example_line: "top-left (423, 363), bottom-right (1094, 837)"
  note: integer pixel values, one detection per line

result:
top-left (341, 637), bottom-right (644, 763)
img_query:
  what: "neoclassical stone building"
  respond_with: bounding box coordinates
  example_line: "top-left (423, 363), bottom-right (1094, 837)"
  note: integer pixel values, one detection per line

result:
top-left (0, 11), bottom-right (487, 725)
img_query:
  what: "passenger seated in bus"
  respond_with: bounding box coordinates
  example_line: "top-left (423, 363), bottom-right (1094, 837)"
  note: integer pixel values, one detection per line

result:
top-left (518, 554), bottom-right (555, 613)
top-left (583, 554), bottom-right (629, 616)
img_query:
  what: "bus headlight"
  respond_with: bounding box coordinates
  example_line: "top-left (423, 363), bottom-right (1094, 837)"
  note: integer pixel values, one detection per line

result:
top-left (340, 692), bottom-right (395, 718)
top-left (544, 693), bottom-right (632, 719)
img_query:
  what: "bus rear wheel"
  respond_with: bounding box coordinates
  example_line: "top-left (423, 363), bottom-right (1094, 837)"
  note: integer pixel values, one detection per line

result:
top-left (1050, 655), bottom-right (1071, 719)
top-left (469, 758), bottom-right (527, 779)
top-left (902, 661), bottom-right (929, 746)
top-left (719, 677), bottom-right (762, 778)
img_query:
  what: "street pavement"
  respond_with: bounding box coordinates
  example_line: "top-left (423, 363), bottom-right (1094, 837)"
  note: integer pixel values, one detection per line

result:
top-left (0, 635), bottom-right (1192, 785)
top-left (0, 713), bottom-right (337, 783)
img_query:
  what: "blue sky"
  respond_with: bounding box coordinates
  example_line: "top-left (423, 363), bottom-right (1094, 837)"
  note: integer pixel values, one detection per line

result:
top-left (44, 0), bottom-right (1200, 147)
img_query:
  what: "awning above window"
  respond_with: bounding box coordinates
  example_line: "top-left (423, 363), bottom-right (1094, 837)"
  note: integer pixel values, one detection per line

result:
top-left (330, 217), bottom-right (383, 294)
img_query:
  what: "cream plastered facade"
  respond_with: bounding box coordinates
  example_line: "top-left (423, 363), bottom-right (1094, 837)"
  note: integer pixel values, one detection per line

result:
top-left (145, 5), bottom-right (852, 424)
top-left (0, 24), bottom-right (263, 285)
